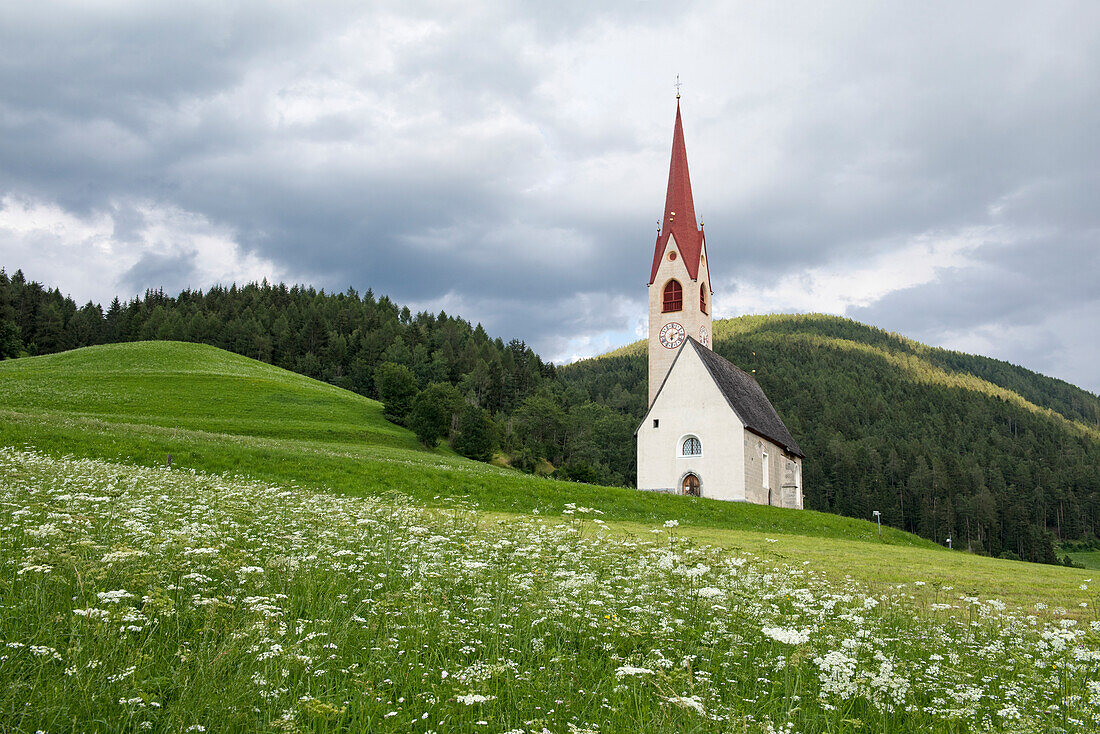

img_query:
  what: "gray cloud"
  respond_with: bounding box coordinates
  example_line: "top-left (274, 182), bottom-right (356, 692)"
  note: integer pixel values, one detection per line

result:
top-left (0, 1), bottom-right (1098, 392)
top-left (120, 250), bottom-right (199, 297)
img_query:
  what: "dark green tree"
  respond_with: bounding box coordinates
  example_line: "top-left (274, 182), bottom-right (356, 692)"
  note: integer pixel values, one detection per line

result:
top-left (409, 383), bottom-right (463, 448)
top-left (0, 319), bottom-right (22, 359)
top-left (374, 362), bottom-right (419, 424)
top-left (453, 403), bottom-right (495, 461)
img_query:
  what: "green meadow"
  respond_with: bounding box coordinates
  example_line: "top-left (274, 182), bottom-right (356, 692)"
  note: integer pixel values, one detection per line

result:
top-left (1066, 550), bottom-right (1100, 571)
top-left (2, 341), bottom-right (1098, 732)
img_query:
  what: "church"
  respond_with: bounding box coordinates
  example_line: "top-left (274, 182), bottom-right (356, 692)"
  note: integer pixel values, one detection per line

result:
top-left (635, 98), bottom-right (805, 509)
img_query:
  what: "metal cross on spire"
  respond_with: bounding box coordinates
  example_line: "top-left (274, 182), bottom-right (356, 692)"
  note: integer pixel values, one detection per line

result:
top-left (674, 75), bottom-right (682, 99)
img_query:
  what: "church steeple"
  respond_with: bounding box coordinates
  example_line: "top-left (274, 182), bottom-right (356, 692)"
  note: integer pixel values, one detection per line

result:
top-left (649, 101), bottom-right (705, 285)
top-left (636, 93), bottom-right (805, 510)
top-left (646, 97), bottom-right (713, 406)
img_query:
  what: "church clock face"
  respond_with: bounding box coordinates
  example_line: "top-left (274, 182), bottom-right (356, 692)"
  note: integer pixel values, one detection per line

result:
top-left (659, 322), bottom-right (686, 349)
top-left (699, 326), bottom-right (709, 347)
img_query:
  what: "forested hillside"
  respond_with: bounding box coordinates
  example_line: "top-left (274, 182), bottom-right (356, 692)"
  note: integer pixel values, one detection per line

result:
top-left (562, 314), bottom-right (1100, 563)
top-left (3, 267), bottom-right (1099, 563)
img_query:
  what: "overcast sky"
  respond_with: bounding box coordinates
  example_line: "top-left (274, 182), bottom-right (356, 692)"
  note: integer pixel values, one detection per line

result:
top-left (1, 1), bottom-right (1098, 393)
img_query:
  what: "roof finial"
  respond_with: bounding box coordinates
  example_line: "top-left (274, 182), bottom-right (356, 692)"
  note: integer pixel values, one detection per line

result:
top-left (674, 74), bottom-right (682, 100)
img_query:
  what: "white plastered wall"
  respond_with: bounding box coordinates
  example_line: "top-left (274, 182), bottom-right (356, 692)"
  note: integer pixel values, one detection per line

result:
top-left (637, 344), bottom-right (746, 500)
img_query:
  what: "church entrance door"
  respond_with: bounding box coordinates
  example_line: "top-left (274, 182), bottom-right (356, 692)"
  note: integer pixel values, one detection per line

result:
top-left (682, 473), bottom-right (700, 497)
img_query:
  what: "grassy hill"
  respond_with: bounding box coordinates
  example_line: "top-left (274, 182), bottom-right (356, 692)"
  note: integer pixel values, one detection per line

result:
top-left (562, 313), bottom-right (1100, 562)
top-left (0, 341), bottom-right (420, 448)
top-left (3, 341), bottom-right (1100, 732)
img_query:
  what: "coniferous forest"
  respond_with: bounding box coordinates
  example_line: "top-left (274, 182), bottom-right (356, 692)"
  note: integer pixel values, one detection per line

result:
top-left (3, 267), bottom-right (1100, 565)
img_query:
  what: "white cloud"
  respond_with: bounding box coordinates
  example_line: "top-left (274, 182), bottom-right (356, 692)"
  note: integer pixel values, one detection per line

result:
top-left (0, 195), bottom-right (287, 303)
top-left (714, 226), bottom-right (994, 318)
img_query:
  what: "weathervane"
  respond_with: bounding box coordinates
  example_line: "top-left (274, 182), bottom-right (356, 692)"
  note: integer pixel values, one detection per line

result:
top-left (675, 75), bottom-right (682, 99)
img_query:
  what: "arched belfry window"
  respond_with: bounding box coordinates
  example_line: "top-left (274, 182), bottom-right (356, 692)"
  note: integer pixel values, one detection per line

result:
top-left (700, 285), bottom-right (708, 314)
top-left (662, 280), bottom-right (683, 312)
top-left (682, 436), bottom-right (702, 456)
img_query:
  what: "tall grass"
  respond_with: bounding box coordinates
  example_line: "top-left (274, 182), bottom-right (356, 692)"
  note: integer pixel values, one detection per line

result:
top-left (2, 447), bottom-right (1098, 732)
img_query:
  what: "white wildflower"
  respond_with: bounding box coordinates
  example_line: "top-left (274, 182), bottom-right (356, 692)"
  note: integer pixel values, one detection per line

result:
top-left (101, 549), bottom-right (149, 563)
top-left (96, 590), bottom-right (134, 605)
top-left (666, 695), bottom-right (705, 714)
top-left (614, 665), bottom-right (654, 678)
top-left (762, 626), bottom-right (810, 645)
top-left (815, 650), bottom-right (858, 698)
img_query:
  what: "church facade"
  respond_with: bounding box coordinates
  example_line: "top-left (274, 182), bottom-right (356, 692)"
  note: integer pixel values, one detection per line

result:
top-left (635, 100), bottom-right (805, 508)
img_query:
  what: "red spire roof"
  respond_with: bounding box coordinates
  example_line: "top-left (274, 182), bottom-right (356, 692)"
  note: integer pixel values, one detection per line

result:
top-left (650, 101), bottom-right (705, 284)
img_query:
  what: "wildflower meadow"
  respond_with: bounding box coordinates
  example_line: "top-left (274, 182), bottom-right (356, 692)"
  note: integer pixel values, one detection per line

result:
top-left (2, 447), bottom-right (1099, 732)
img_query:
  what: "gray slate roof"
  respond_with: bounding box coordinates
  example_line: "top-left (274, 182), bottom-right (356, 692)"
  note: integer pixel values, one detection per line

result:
top-left (688, 337), bottom-right (804, 457)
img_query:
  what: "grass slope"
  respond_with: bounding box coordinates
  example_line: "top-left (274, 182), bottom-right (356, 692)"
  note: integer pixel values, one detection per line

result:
top-left (0, 341), bottom-right (419, 448)
top-left (0, 341), bottom-right (1094, 612)
top-left (1066, 550), bottom-right (1100, 571)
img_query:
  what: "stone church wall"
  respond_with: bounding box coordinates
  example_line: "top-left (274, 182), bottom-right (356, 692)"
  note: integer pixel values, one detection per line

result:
top-left (743, 433), bottom-right (803, 509)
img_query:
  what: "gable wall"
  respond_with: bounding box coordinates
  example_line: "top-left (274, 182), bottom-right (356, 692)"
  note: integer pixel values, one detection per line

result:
top-left (637, 345), bottom-right (746, 500)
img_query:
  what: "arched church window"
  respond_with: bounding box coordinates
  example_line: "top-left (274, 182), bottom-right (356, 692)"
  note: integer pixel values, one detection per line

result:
top-left (662, 280), bottom-right (683, 312)
top-left (682, 436), bottom-right (701, 456)
top-left (700, 285), bottom-right (708, 314)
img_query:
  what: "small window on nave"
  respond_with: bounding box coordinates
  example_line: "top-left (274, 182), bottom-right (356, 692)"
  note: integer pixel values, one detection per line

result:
top-left (662, 280), bottom-right (683, 312)
top-left (682, 436), bottom-right (701, 456)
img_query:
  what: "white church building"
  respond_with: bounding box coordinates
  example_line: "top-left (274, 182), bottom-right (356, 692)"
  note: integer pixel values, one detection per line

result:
top-left (635, 99), bottom-right (805, 509)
